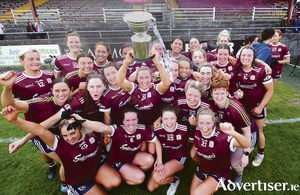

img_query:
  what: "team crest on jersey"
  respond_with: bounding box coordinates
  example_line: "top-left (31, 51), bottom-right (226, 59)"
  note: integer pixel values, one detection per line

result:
top-left (250, 75), bottom-right (256, 80)
top-left (218, 113), bottom-right (223, 119)
top-left (278, 48), bottom-right (282, 52)
top-left (136, 134), bottom-right (141, 140)
top-left (176, 135), bottom-right (182, 140)
top-left (142, 94), bottom-right (146, 101)
top-left (147, 92), bottom-right (151, 98)
top-left (89, 137), bottom-right (95, 144)
top-left (47, 78), bottom-right (52, 83)
top-left (170, 87), bottom-right (174, 92)
top-left (72, 62), bottom-right (77, 68)
top-left (228, 66), bottom-right (232, 71)
top-left (209, 141), bottom-right (214, 148)
top-left (78, 186), bottom-right (86, 191)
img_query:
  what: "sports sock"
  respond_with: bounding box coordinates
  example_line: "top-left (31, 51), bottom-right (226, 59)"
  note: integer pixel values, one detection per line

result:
top-left (258, 148), bottom-right (265, 155)
top-left (47, 159), bottom-right (55, 167)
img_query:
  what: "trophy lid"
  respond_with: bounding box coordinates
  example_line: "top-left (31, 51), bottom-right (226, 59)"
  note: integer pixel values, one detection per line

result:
top-left (123, 12), bottom-right (153, 23)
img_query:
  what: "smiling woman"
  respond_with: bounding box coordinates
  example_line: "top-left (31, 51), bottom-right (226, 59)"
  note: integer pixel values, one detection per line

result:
top-left (54, 30), bottom-right (83, 78)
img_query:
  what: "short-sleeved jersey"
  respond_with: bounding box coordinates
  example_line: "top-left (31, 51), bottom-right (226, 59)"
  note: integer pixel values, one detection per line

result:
top-left (117, 60), bottom-right (144, 79)
top-left (62, 91), bottom-right (104, 122)
top-left (129, 83), bottom-right (163, 124)
top-left (54, 53), bottom-right (78, 77)
top-left (236, 64), bottom-right (273, 110)
top-left (161, 78), bottom-right (186, 104)
top-left (12, 70), bottom-right (54, 100)
top-left (210, 60), bottom-right (238, 96)
top-left (182, 51), bottom-right (192, 61)
top-left (174, 96), bottom-right (212, 126)
top-left (99, 85), bottom-right (131, 124)
top-left (26, 96), bottom-right (64, 134)
top-left (269, 42), bottom-right (290, 75)
top-left (210, 98), bottom-right (258, 134)
top-left (93, 60), bottom-right (110, 74)
top-left (53, 132), bottom-right (103, 186)
top-left (194, 127), bottom-right (236, 179)
top-left (154, 123), bottom-right (189, 161)
top-left (108, 124), bottom-right (156, 164)
top-left (65, 70), bottom-right (87, 91)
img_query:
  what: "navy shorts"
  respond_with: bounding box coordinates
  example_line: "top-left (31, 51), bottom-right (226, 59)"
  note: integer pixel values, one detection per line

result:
top-left (31, 137), bottom-right (54, 154)
top-left (174, 156), bottom-right (188, 167)
top-left (247, 106), bottom-right (267, 120)
top-left (67, 159), bottom-right (105, 195)
top-left (195, 166), bottom-right (228, 184)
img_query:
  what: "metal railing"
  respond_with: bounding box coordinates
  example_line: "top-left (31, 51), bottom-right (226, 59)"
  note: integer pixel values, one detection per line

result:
top-left (252, 7), bottom-right (287, 20)
top-left (173, 7), bottom-right (215, 21)
top-left (10, 9), bottom-right (61, 25)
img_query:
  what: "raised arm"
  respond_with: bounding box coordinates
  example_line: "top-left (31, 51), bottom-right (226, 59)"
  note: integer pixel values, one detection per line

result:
top-left (0, 71), bottom-right (29, 112)
top-left (219, 122), bottom-right (250, 148)
top-left (153, 51), bottom-right (171, 93)
top-left (116, 50), bottom-right (134, 92)
top-left (72, 113), bottom-right (113, 134)
top-left (1, 106), bottom-right (55, 148)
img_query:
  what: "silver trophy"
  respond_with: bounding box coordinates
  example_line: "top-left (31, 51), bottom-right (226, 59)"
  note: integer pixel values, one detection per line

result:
top-left (123, 12), bottom-right (156, 62)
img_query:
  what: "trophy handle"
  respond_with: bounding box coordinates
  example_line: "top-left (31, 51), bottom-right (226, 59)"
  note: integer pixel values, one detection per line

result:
top-left (150, 17), bottom-right (156, 26)
top-left (133, 56), bottom-right (154, 63)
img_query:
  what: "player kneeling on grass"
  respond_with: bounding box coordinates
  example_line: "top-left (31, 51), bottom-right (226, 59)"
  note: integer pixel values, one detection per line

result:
top-left (147, 105), bottom-right (189, 195)
top-left (190, 108), bottom-right (250, 195)
top-left (1, 106), bottom-right (121, 195)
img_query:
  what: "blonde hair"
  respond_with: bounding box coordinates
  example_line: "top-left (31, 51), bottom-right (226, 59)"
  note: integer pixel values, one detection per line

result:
top-left (217, 30), bottom-right (231, 45)
top-left (196, 107), bottom-right (220, 127)
top-left (185, 79), bottom-right (206, 96)
top-left (18, 48), bottom-right (39, 61)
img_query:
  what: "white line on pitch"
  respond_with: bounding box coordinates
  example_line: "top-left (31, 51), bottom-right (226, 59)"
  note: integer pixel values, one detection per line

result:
top-left (0, 137), bottom-right (21, 143)
top-left (265, 118), bottom-right (300, 124)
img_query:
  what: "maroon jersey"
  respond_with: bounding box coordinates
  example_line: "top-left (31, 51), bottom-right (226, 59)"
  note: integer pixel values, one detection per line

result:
top-left (206, 53), bottom-right (216, 62)
top-left (93, 60), bottom-right (110, 74)
top-left (26, 96), bottom-right (64, 134)
top-left (108, 124), bottom-right (156, 164)
top-left (129, 83), bottom-right (163, 124)
top-left (12, 70), bottom-right (54, 100)
top-left (65, 70), bottom-right (87, 91)
top-left (210, 60), bottom-right (238, 96)
top-left (53, 132), bottom-right (103, 186)
top-left (203, 84), bottom-right (212, 100)
top-left (54, 53), bottom-right (78, 77)
top-left (210, 98), bottom-right (258, 134)
top-left (182, 51), bottom-right (192, 61)
top-left (269, 43), bottom-right (290, 76)
top-left (161, 78), bottom-right (186, 104)
top-left (154, 123), bottom-right (189, 161)
top-left (99, 85), bottom-right (131, 124)
top-left (237, 64), bottom-right (273, 110)
top-left (62, 91), bottom-right (104, 122)
top-left (174, 96), bottom-right (212, 126)
top-left (169, 53), bottom-right (184, 60)
top-left (117, 60), bottom-right (144, 79)
top-left (194, 127), bottom-right (236, 179)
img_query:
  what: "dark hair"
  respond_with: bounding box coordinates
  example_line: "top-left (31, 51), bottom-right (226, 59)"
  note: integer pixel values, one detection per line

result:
top-left (171, 37), bottom-right (185, 52)
top-left (102, 62), bottom-right (120, 81)
top-left (261, 28), bottom-right (275, 41)
top-left (76, 53), bottom-right (94, 63)
top-left (51, 78), bottom-right (72, 90)
top-left (244, 35), bottom-right (258, 45)
top-left (121, 44), bottom-right (132, 54)
top-left (216, 43), bottom-right (230, 54)
top-left (178, 57), bottom-right (192, 69)
top-left (65, 29), bottom-right (82, 43)
top-left (161, 104), bottom-right (180, 118)
top-left (198, 62), bottom-right (214, 75)
top-left (189, 37), bottom-right (201, 44)
top-left (240, 46), bottom-right (256, 67)
top-left (122, 105), bottom-right (139, 122)
top-left (94, 41), bottom-right (115, 62)
top-left (83, 74), bottom-right (107, 116)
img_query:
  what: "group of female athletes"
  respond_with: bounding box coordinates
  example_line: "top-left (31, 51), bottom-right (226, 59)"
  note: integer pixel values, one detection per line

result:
top-left (0, 27), bottom-right (290, 195)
